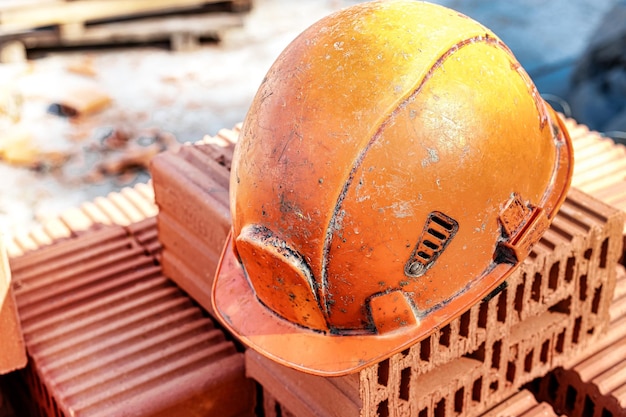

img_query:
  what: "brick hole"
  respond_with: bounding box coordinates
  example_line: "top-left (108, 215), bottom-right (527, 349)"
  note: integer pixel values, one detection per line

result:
top-left (600, 237), bottom-right (609, 268)
top-left (602, 408), bottom-right (613, 417)
top-left (439, 324), bottom-right (451, 347)
top-left (539, 236), bottom-right (555, 250)
top-left (565, 386), bottom-right (578, 411)
top-left (579, 274), bottom-right (588, 301)
top-left (548, 261), bottom-right (560, 290)
top-left (454, 387), bottom-right (464, 413)
top-left (377, 400), bottom-right (389, 417)
top-left (497, 288), bottom-right (507, 323)
top-left (378, 359), bottom-right (389, 386)
top-left (573, 316), bottom-right (582, 345)
top-left (506, 361), bottom-right (516, 383)
top-left (399, 367), bottom-right (411, 401)
top-left (526, 377), bottom-right (541, 394)
top-left (583, 395), bottom-right (595, 417)
top-left (514, 282), bottom-right (524, 317)
top-left (556, 330), bottom-right (565, 353)
top-left (587, 326), bottom-right (595, 335)
top-left (547, 373), bottom-right (559, 400)
top-left (401, 347), bottom-right (411, 358)
top-left (435, 399), bottom-right (446, 417)
top-left (459, 310), bottom-right (470, 338)
top-left (540, 339), bottom-right (550, 364)
top-left (491, 340), bottom-right (502, 369)
top-left (478, 302), bottom-right (488, 328)
top-left (472, 377), bottom-right (482, 402)
top-left (418, 408), bottom-right (428, 417)
top-left (489, 380), bottom-right (498, 392)
top-left (420, 337), bottom-right (431, 361)
top-left (549, 296), bottom-right (571, 314)
top-left (565, 256), bottom-right (575, 282)
top-left (592, 285), bottom-right (603, 314)
top-left (466, 342), bottom-right (485, 363)
top-left (584, 248), bottom-right (593, 260)
top-left (531, 272), bottom-right (542, 301)
top-left (273, 400), bottom-right (283, 417)
top-left (524, 349), bottom-right (534, 373)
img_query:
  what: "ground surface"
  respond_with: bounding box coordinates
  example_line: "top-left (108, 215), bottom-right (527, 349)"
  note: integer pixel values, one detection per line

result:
top-left (0, 0), bottom-right (617, 240)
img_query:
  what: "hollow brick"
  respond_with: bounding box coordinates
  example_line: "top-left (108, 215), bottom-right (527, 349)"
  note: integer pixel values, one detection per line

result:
top-left (9, 220), bottom-right (255, 417)
top-left (150, 124), bottom-right (623, 417)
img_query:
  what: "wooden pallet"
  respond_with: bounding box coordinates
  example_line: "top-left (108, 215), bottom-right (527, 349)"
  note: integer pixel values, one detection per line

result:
top-left (0, 0), bottom-right (251, 58)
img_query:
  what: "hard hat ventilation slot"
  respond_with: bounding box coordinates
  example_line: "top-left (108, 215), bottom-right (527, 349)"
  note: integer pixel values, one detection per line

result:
top-left (405, 212), bottom-right (459, 278)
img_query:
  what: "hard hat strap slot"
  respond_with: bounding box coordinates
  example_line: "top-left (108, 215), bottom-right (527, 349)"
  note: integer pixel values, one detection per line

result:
top-left (496, 200), bottom-right (549, 264)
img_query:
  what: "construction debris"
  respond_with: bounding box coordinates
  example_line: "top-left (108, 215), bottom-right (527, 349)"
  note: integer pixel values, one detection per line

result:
top-left (46, 84), bottom-right (112, 118)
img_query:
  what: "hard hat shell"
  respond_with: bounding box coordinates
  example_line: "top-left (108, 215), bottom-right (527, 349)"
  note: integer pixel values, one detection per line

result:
top-left (212, 0), bottom-right (573, 376)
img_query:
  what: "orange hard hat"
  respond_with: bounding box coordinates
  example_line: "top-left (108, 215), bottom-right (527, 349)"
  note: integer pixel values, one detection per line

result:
top-left (212, 0), bottom-right (573, 376)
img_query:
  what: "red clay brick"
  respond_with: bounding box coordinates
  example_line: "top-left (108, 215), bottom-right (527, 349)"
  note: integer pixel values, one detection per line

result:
top-left (7, 183), bottom-right (157, 258)
top-left (246, 349), bottom-right (360, 417)
top-left (564, 116), bottom-right (626, 221)
top-left (0, 291), bottom-right (26, 374)
top-left (532, 266), bottom-right (626, 417)
top-left (0, 238), bottom-right (26, 375)
top-left (523, 117), bottom-right (626, 417)
top-left (481, 390), bottom-right (563, 417)
top-left (151, 141), bottom-right (233, 313)
top-left (10, 223), bottom-right (255, 417)
top-left (158, 213), bottom-right (219, 314)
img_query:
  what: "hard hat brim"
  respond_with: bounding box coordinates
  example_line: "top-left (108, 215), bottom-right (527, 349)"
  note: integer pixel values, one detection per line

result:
top-left (214, 233), bottom-right (518, 376)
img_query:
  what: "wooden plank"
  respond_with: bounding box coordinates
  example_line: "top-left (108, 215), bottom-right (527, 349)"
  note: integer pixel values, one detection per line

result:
top-left (4, 12), bottom-right (244, 50)
top-left (0, 0), bottom-right (230, 33)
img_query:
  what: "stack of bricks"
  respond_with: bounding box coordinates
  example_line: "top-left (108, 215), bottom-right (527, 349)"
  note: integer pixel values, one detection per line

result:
top-left (525, 119), bottom-right (626, 417)
top-left (0, 234), bottom-right (27, 417)
top-left (150, 129), bottom-right (238, 315)
top-left (531, 266), bottom-right (626, 417)
top-left (150, 122), bottom-right (624, 417)
top-left (0, 239), bottom-right (26, 376)
top-left (4, 184), bottom-right (256, 417)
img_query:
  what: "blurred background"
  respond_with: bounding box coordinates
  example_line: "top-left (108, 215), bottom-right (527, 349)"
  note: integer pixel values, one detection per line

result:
top-left (0, 0), bottom-right (624, 238)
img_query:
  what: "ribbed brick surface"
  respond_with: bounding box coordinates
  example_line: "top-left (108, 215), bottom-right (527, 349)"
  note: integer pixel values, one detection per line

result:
top-left (152, 124), bottom-right (623, 417)
top-left (7, 182), bottom-right (157, 258)
top-left (526, 118), bottom-right (626, 417)
top-left (531, 266), bottom-right (626, 417)
top-left (246, 349), bottom-right (361, 417)
top-left (151, 128), bottom-right (237, 314)
top-left (565, 117), bottom-right (626, 226)
top-left (481, 390), bottom-right (564, 417)
top-left (7, 182), bottom-right (255, 417)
